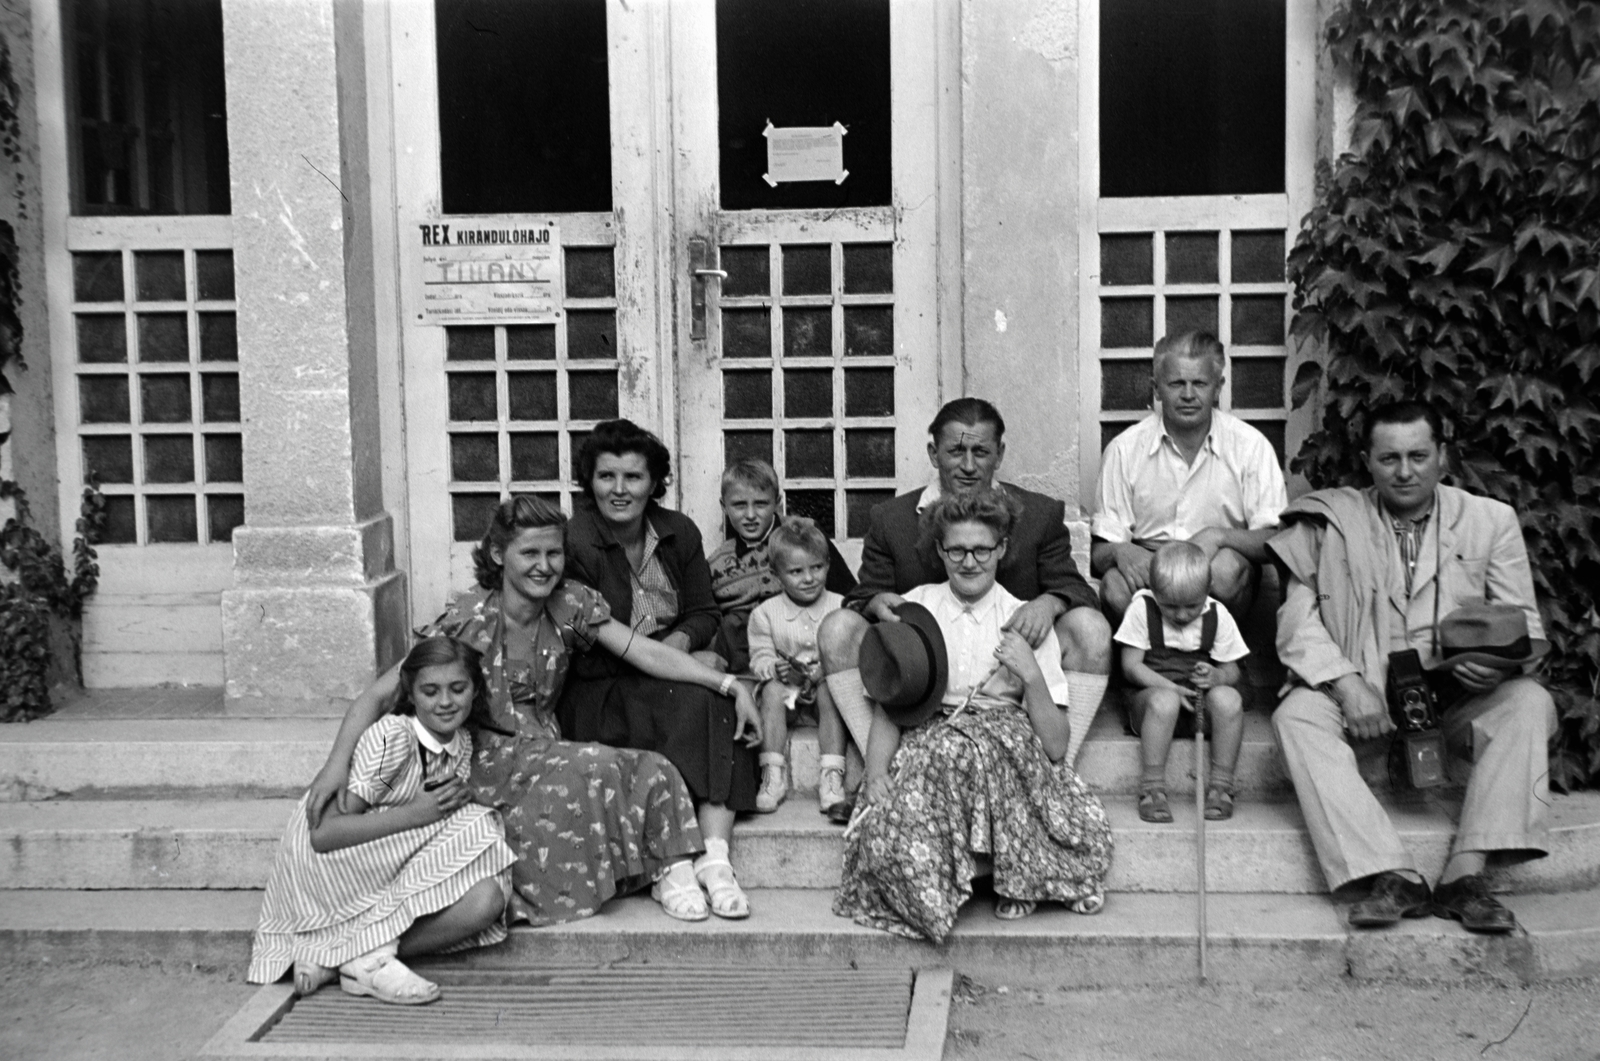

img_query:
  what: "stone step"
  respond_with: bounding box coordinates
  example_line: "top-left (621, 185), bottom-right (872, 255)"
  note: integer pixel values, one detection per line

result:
top-left (0, 718), bottom-right (339, 801)
top-left (1, 709), bottom-right (1323, 801)
top-left (3, 792), bottom-right (1596, 895)
top-left (2, 886), bottom-right (1596, 988)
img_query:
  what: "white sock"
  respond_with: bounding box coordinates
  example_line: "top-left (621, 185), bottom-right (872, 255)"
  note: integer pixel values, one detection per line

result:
top-left (1065, 671), bottom-right (1109, 767)
top-left (825, 669), bottom-right (875, 752)
top-left (759, 752), bottom-right (786, 769)
top-left (819, 753), bottom-right (846, 773)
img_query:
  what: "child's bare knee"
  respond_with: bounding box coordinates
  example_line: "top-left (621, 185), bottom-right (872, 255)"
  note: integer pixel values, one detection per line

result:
top-left (1206, 687), bottom-right (1243, 716)
top-left (1144, 691), bottom-right (1182, 719)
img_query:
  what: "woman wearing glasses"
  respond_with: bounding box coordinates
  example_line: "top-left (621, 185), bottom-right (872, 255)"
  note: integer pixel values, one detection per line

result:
top-left (304, 495), bottom-right (761, 929)
top-left (834, 489), bottom-right (1114, 942)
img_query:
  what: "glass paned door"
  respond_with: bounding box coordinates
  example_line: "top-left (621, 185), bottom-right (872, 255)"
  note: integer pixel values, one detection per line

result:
top-left (392, 0), bottom-right (670, 619)
top-left (672, 1), bottom-right (941, 559)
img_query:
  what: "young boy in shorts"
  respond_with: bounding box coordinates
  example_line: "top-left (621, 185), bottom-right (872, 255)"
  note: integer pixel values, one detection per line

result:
top-left (746, 517), bottom-right (848, 814)
top-left (1114, 541), bottom-right (1249, 823)
top-left (706, 459), bottom-right (854, 673)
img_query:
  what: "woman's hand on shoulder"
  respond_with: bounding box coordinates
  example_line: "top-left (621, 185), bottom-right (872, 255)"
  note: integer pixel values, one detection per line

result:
top-left (995, 630), bottom-right (1044, 683)
top-left (305, 762), bottom-right (351, 829)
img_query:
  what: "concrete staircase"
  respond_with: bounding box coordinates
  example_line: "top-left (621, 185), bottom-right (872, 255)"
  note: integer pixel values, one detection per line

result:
top-left (2, 692), bottom-right (1598, 988)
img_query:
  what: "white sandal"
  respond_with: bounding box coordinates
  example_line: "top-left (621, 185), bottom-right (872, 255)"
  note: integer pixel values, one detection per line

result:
top-left (293, 959), bottom-right (337, 996)
top-left (338, 945), bottom-right (440, 1006)
top-left (651, 861), bottom-right (709, 922)
top-left (1069, 887), bottom-right (1107, 916)
top-left (694, 838), bottom-right (751, 920)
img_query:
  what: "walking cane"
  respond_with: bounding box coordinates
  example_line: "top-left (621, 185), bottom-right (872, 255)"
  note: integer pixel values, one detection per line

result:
top-left (1194, 698), bottom-right (1208, 983)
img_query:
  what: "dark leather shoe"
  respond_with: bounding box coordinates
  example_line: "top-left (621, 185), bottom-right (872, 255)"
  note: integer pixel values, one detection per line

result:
top-left (827, 795), bottom-right (856, 826)
top-left (1347, 871), bottom-right (1432, 928)
top-left (1433, 874), bottom-right (1517, 934)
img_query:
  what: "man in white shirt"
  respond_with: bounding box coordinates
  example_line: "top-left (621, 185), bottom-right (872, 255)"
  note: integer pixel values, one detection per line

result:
top-left (1091, 331), bottom-right (1288, 623)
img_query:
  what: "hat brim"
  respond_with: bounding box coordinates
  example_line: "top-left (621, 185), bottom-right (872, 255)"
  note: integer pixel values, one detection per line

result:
top-left (1424, 639), bottom-right (1550, 671)
top-left (878, 602), bottom-right (949, 730)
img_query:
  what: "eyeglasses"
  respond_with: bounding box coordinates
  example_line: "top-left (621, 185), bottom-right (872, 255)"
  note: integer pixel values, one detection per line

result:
top-left (936, 541), bottom-right (1004, 564)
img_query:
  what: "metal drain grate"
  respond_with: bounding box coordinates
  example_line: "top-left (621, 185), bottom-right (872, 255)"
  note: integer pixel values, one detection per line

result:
top-left (201, 964), bottom-right (953, 1061)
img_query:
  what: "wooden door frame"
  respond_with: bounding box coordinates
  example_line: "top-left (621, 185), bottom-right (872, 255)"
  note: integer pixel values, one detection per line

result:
top-left (667, 0), bottom-right (954, 561)
top-left (1075, 0), bottom-right (1320, 498)
top-left (385, 0), bottom-right (676, 621)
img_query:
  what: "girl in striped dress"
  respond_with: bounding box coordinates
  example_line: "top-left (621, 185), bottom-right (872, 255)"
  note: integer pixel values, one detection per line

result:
top-left (248, 638), bottom-right (517, 1005)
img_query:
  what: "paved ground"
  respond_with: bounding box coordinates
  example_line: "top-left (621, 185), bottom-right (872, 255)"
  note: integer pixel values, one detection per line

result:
top-left (3, 957), bottom-right (1597, 1061)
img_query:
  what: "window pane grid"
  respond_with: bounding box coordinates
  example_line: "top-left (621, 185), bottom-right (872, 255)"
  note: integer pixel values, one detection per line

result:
top-left (717, 240), bottom-right (895, 538)
top-left (1097, 224), bottom-right (1290, 442)
top-left (71, 246), bottom-right (241, 544)
top-left (445, 248), bottom-right (620, 540)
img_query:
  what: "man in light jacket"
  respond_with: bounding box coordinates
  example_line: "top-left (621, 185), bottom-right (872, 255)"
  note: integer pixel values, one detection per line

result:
top-left (1268, 400), bottom-right (1555, 934)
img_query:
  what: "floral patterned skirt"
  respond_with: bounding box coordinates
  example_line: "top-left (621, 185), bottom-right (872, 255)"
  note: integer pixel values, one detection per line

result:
top-left (833, 704), bottom-right (1114, 943)
top-left (471, 732), bottom-right (704, 927)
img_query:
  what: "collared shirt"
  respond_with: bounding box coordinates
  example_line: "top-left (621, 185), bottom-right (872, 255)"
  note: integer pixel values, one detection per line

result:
top-left (627, 520), bottom-right (679, 637)
top-left (408, 714), bottom-right (464, 784)
top-left (901, 581), bottom-right (1071, 709)
top-left (1380, 497), bottom-right (1435, 598)
top-left (1112, 589), bottom-right (1251, 661)
top-left (1092, 409), bottom-right (1287, 544)
top-left (746, 590), bottom-right (844, 679)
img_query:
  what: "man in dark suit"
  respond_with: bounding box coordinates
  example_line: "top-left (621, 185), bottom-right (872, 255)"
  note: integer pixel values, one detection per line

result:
top-left (819, 398), bottom-right (1112, 774)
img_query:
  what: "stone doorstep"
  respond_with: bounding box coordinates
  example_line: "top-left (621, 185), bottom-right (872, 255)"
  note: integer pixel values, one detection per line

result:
top-left (2, 887), bottom-right (1596, 989)
top-left (6, 711), bottom-right (1396, 802)
top-left (2, 793), bottom-right (1597, 895)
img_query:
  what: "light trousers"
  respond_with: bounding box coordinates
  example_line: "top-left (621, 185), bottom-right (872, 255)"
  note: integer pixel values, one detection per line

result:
top-left (1271, 676), bottom-right (1556, 890)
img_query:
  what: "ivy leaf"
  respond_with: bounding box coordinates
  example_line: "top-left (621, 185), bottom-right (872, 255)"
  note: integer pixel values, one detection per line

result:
top-left (1416, 241), bottom-right (1461, 274)
top-left (1466, 244), bottom-right (1516, 287)
top-left (1290, 361), bottom-right (1324, 409)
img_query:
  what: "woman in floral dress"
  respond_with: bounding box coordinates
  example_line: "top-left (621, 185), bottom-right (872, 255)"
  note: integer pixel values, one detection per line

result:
top-left (306, 496), bottom-right (764, 925)
top-left (834, 489), bottom-right (1114, 942)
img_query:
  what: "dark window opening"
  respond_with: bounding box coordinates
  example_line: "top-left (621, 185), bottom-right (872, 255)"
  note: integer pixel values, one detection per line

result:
top-left (717, 0), bottom-right (891, 210)
top-left (66, 0), bottom-right (230, 215)
top-left (436, 0), bottom-right (612, 214)
top-left (1100, 0), bottom-right (1284, 198)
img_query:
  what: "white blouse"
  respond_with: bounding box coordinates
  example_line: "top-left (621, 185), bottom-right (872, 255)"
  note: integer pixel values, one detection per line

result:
top-left (901, 581), bottom-right (1072, 710)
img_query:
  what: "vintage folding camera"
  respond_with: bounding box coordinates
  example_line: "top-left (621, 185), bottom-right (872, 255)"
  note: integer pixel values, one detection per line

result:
top-left (1386, 648), bottom-right (1448, 789)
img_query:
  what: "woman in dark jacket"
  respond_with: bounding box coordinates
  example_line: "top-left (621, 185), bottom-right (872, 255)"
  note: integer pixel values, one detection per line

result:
top-left (557, 419), bottom-right (762, 919)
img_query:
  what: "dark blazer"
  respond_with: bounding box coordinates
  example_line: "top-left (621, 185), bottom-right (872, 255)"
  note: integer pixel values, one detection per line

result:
top-left (843, 482), bottom-right (1098, 613)
top-left (563, 498), bottom-right (722, 651)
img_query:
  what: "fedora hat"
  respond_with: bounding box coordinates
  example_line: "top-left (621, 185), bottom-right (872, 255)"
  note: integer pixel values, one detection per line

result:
top-left (858, 602), bottom-right (949, 729)
top-left (1424, 604), bottom-right (1549, 671)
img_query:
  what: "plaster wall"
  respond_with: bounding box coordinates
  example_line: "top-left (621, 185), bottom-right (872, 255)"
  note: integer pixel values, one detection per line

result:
top-left (959, 0), bottom-right (1085, 513)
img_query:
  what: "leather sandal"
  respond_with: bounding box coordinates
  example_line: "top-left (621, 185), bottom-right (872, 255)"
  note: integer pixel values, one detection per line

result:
top-left (1204, 785), bottom-right (1235, 821)
top-left (1068, 887), bottom-right (1107, 915)
top-left (293, 959), bottom-right (337, 997)
top-left (338, 947), bottom-right (440, 1006)
top-left (695, 840), bottom-right (751, 920)
top-left (1138, 788), bottom-right (1173, 823)
top-left (651, 861), bottom-right (710, 922)
top-left (994, 897), bottom-right (1038, 920)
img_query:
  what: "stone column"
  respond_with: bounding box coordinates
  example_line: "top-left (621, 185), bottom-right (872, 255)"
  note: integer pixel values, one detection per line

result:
top-left (218, 0), bottom-right (405, 703)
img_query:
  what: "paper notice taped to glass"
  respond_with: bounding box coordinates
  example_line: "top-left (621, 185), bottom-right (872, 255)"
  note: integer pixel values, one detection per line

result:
top-left (763, 121), bottom-right (848, 186)
top-left (412, 217), bottom-right (562, 325)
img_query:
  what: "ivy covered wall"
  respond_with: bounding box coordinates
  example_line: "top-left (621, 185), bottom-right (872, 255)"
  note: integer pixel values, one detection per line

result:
top-left (1289, 0), bottom-right (1600, 788)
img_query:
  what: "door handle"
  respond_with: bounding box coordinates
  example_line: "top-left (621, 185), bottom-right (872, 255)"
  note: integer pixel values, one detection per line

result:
top-left (689, 237), bottom-right (723, 341)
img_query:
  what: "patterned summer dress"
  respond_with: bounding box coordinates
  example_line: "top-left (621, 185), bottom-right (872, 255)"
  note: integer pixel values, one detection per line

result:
top-left (248, 715), bottom-right (516, 983)
top-left (421, 581), bottom-right (704, 926)
top-left (833, 582), bottom-right (1115, 943)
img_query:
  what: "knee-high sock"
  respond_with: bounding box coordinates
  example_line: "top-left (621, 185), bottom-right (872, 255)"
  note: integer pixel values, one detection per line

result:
top-left (825, 669), bottom-right (875, 752)
top-left (1065, 671), bottom-right (1109, 767)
